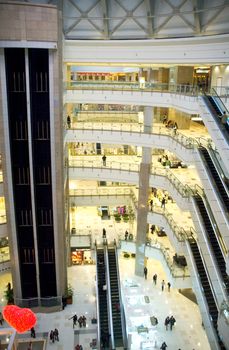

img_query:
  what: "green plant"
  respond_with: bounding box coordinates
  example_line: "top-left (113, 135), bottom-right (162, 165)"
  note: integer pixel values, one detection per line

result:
top-left (123, 252), bottom-right (130, 258)
top-left (122, 214), bottom-right (129, 222)
top-left (65, 284), bottom-right (74, 297)
top-left (114, 213), bottom-right (121, 222)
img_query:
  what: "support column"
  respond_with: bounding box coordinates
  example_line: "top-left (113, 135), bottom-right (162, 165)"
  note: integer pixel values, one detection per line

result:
top-left (135, 107), bottom-right (153, 276)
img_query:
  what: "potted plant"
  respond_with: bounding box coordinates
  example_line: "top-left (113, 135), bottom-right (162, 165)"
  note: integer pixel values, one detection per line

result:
top-left (122, 213), bottom-right (129, 222)
top-left (65, 284), bottom-right (74, 305)
top-left (114, 213), bottom-right (121, 222)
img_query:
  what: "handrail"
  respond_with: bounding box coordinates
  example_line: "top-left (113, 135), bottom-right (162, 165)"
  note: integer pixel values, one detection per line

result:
top-left (211, 88), bottom-right (229, 114)
top-left (114, 240), bottom-right (128, 349)
top-left (94, 245), bottom-right (101, 350)
top-left (68, 159), bottom-right (140, 172)
top-left (104, 244), bottom-right (115, 350)
top-left (69, 187), bottom-right (133, 197)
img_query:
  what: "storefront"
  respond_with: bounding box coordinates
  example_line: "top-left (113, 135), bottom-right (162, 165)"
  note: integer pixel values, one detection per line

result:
top-left (70, 235), bottom-right (94, 265)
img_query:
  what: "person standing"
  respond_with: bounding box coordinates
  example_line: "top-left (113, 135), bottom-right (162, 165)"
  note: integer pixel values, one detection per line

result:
top-left (161, 279), bottom-right (165, 291)
top-left (50, 330), bottom-right (55, 343)
top-left (167, 282), bottom-right (171, 292)
top-left (102, 228), bottom-right (106, 239)
top-left (153, 274), bottom-right (157, 285)
top-left (102, 154), bottom-right (107, 166)
top-left (144, 266), bottom-right (148, 279)
top-left (221, 111), bottom-right (228, 124)
top-left (69, 314), bottom-right (78, 328)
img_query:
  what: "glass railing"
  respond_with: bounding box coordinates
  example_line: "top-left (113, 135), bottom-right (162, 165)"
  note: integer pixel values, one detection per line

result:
top-left (75, 111), bottom-right (139, 123)
top-left (149, 205), bottom-right (193, 242)
top-left (69, 187), bottom-right (133, 197)
top-left (68, 159), bottom-right (140, 172)
top-left (64, 81), bottom-right (201, 96)
top-left (151, 166), bottom-right (194, 198)
top-left (14, 296), bottom-right (62, 308)
top-left (66, 121), bottom-right (199, 149)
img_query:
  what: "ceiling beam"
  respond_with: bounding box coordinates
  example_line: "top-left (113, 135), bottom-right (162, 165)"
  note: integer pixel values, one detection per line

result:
top-left (202, 0), bottom-right (229, 31)
top-left (144, 0), bottom-right (153, 38)
top-left (101, 0), bottom-right (109, 39)
top-left (193, 0), bottom-right (201, 34)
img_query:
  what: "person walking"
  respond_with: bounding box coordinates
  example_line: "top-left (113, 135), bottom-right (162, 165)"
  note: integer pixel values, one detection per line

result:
top-left (30, 327), bottom-right (36, 338)
top-left (144, 266), bottom-right (148, 279)
top-left (161, 279), bottom-right (165, 291)
top-left (161, 197), bottom-right (166, 209)
top-left (102, 228), bottom-right (106, 239)
top-left (170, 315), bottom-right (176, 330)
top-left (102, 154), bottom-right (107, 166)
top-left (69, 314), bottom-right (78, 328)
top-left (125, 230), bottom-right (129, 241)
top-left (153, 274), bottom-right (157, 285)
top-left (173, 122), bottom-right (178, 135)
top-left (67, 115), bottom-right (71, 128)
top-left (221, 111), bottom-right (228, 124)
top-left (167, 282), bottom-right (171, 292)
top-left (50, 330), bottom-right (55, 343)
top-left (164, 316), bottom-right (170, 330)
top-left (150, 199), bottom-right (153, 211)
top-left (54, 328), bottom-right (59, 341)
top-left (160, 341), bottom-right (168, 350)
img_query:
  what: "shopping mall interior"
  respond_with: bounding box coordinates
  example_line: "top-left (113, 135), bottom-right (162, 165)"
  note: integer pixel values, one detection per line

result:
top-left (0, 0), bottom-right (229, 349)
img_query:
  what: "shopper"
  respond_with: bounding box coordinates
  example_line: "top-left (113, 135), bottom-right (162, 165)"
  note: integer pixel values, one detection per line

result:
top-left (30, 327), bottom-right (36, 338)
top-left (125, 230), bottom-right (129, 241)
top-left (69, 314), bottom-right (78, 328)
top-left (67, 115), bottom-right (71, 128)
top-left (102, 228), bottom-right (106, 240)
top-left (150, 199), bottom-right (153, 211)
top-left (54, 328), bottom-right (59, 341)
top-left (170, 315), bottom-right (176, 330)
top-left (82, 315), bottom-right (87, 327)
top-left (167, 282), bottom-right (171, 292)
top-left (160, 341), bottom-right (168, 350)
top-left (164, 316), bottom-right (170, 330)
top-left (221, 111), bottom-right (228, 124)
top-left (153, 273), bottom-right (157, 285)
top-left (102, 154), bottom-right (107, 166)
top-left (173, 122), bottom-right (178, 135)
top-left (161, 279), bottom-right (165, 291)
top-left (144, 266), bottom-right (148, 279)
top-left (50, 330), bottom-right (55, 343)
top-left (161, 197), bottom-right (166, 209)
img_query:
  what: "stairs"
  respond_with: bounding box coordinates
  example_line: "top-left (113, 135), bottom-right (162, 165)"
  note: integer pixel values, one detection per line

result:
top-left (194, 195), bottom-right (229, 294)
top-left (108, 248), bottom-right (124, 348)
top-left (97, 248), bottom-right (109, 348)
top-left (188, 238), bottom-right (226, 350)
top-left (199, 147), bottom-right (229, 212)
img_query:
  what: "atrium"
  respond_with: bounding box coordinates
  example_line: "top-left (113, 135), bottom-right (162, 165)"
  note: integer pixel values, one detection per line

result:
top-left (0, 0), bottom-right (229, 349)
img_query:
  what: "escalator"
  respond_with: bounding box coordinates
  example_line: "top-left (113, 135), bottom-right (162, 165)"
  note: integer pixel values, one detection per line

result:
top-left (205, 95), bottom-right (222, 117)
top-left (188, 238), bottom-right (226, 350)
top-left (107, 247), bottom-right (124, 348)
top-left (194, 194), bottom-right (229, 294)
top-left (199, 147), bottom-right (229, 212)
top-left (97, 248), bottom-right (110, 348)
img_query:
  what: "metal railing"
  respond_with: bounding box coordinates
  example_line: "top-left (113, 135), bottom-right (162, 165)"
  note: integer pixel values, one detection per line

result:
top-left (14, 296), bottom-right (62, 308)
top-left (69, 187), bottom-right (133, 197)
top-left (68, 159), bottom-right (140, 172)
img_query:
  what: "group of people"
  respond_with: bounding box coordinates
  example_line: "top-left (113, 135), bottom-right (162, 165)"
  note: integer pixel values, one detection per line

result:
top-left (164, 315), bottom-right (176, 330)
top-left (49, 328), bottom-right (59, 343)
top-left (69, 313), bottom-right (87, 328)
top-left (162, 115), bottom-right (178, 134)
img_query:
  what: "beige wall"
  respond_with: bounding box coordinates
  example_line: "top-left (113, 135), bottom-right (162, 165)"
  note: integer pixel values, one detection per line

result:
top-left (0, 2), bottom-right (58, 42)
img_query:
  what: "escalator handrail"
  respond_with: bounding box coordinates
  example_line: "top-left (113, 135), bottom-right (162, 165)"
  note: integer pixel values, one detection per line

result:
top-left (187, 237), bottom-right (220, 311)
top-left (114, 240), bottom-right (128, 349)
top-left (95, 245), bottom-right (101, 349)
top-left (211, 88), bottom-right (229, 115)
top-left (199, 147), bottom-right (229, 205)
top-left (186, 239), bottom-right (222, 350)
top-left (104, 244), bottom-right (115, 350)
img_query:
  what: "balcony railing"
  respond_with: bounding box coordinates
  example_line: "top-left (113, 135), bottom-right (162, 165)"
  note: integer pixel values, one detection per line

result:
top-left (15, 296), bottom-right (62, 308)
top-left (69, 187), bottom-right (133, 197)
top-left (64, 81), bottom-right (229, 98)
top-left (68, 159), bottom-right (140, 172)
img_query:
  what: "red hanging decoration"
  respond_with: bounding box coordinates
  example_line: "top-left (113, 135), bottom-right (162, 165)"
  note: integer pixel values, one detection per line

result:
top-left (3, 305), bottom-right (37, 333)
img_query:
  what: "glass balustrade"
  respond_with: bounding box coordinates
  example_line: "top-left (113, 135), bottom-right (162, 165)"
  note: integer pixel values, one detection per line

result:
top-left (68, 159), bottom-right (140, 172)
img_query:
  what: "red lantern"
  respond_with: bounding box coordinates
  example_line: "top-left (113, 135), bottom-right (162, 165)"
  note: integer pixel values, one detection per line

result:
top-left (3, 305), bottom-right (37, 333)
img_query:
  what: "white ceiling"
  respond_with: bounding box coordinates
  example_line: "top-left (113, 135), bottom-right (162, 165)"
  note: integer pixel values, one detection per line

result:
top-left (17, 0), bottom-right (229, 40)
